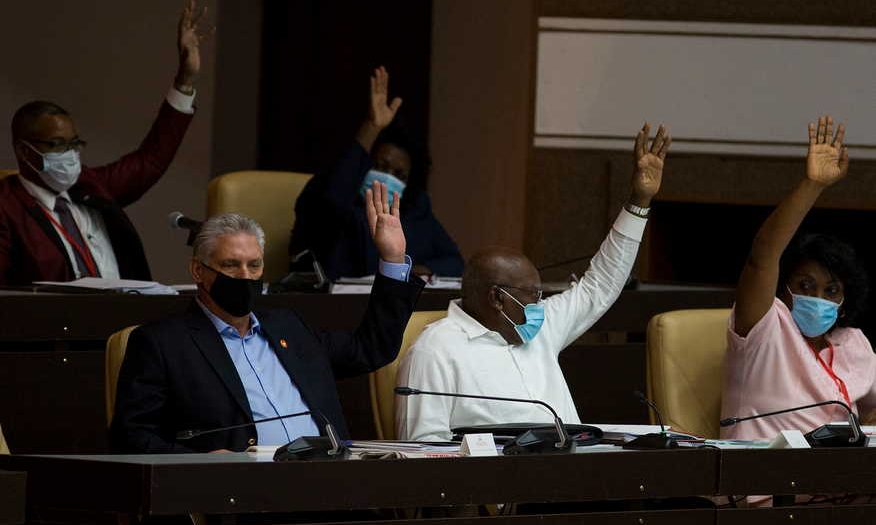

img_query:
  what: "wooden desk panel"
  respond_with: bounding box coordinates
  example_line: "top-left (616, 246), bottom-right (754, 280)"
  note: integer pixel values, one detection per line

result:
top-left (0, 470), bottom-right (26, 525)
top-left (0, 450), bottom-right (718, 516)
top-left (718, 505), bottom-right (876, 524)
top-left (719, 449), bottom-right (876, 496)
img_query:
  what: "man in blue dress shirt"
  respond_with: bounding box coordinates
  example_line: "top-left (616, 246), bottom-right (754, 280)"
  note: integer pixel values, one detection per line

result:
top-left (111, 181), bottom-right (424, 452)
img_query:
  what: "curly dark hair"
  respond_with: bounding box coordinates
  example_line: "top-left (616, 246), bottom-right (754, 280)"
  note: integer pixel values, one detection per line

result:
top-left (778, 233), bottom-right (869, 328)
top-left (373, 119), bottom-right (431, 208)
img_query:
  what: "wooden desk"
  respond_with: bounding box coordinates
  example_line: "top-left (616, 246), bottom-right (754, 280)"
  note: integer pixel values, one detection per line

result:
top-left (0, 450), bottom-right (717, 520)
top-left (0, 470), bottom-right (26, 525)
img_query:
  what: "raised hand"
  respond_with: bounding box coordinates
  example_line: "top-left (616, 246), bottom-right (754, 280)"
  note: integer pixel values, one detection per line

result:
top-left (357, 66), bottom-right (402, 152)
top-left (365, 181), bottom-right (406, 264)
top-left (175, 0), bottom-right (213, 94)
top-left (369, 66), bottom-right (403, 130)
top-left (630, 123), bottom-right (671, 208)
top-left (807, 115), bottom-right (849, 187)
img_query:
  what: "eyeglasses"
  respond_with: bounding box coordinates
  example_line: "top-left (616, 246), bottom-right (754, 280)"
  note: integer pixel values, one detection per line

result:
top-left (27, 138), bottom-right (88, 153)
top-left (493, 284), bottom-right (543, 302)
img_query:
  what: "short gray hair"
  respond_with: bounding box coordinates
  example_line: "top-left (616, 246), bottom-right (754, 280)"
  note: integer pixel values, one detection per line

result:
top-left (193, 213), bottom-right (266, 263)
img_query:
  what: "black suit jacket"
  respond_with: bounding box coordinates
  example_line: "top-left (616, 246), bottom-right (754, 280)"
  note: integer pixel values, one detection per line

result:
top-left (110, 274), bottom-right (424, 453)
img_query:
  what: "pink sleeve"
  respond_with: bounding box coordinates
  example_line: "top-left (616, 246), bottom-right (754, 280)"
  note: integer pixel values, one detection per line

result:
top-left (727, 298), bottom-right (783, 352)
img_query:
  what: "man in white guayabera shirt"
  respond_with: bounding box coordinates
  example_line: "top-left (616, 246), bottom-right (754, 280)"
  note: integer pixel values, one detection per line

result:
top-left (396, 123), bottom-right (672, 442)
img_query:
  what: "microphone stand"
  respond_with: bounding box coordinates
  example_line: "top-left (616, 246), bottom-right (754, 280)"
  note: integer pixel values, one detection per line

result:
top-left (177, 410), bottom-right (350, 460)
top-left (623, 391), bottom-right (680, 450)
top-left (721, 400), bottom-right (866, 447)
top-left (396, 386), bottom-right (575, 455)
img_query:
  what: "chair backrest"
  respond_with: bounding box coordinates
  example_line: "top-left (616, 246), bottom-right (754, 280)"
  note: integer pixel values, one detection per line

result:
top-left (0, 169), bottom-right (18, 180)
top-left (105, 325), bottom-right (139, 427)
top-left (206, 171), bottom-right (313, 284)
top-left (0, 424), bottom-right (9, 454)
top-left (646, 308), bottom-right (732, 439)
top-left (369, 310), bottom-right (447, 440)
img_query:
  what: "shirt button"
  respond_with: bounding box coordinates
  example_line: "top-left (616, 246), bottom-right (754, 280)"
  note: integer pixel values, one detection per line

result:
top-left (247, 438), bottom-right (256, 446)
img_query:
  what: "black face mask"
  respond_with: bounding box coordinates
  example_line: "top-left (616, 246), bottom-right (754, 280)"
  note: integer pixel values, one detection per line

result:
top-left (201, 264), bottom-right (263, 317)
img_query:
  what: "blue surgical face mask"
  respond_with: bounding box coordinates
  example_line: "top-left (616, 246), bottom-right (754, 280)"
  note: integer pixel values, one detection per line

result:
top-left (360, 169), bottom-right (406, 207)
top-left (788, 287), bottom-right (842, 338)
top-left (498, 287), bottom-right (545, 344)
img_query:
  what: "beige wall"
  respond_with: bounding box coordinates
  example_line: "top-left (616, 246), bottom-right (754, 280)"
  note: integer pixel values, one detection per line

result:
top-left (0, 1), bottom-right (217, 283)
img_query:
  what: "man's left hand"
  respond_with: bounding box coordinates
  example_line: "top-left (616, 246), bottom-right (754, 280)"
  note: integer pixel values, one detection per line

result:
top-left (175, 0), bottom-right (212, 94)
top-left (630, 123), bottom-right (671, 208)
top-left (365, 181), bottom-right (406, 264)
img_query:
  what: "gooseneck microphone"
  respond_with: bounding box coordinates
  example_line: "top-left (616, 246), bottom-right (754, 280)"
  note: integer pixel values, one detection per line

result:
top-left (623, 391), bottom-right (680, 450)
top-left (176, 411), bottom-right (312, 441)
top-left (721, 400), bottom-right (865, 447)
top-left (395, 386), bottom-right (574, 454)
top-left (176, 410), bottom-right (350, 460)
top-left (167, 211), bottom-right (203, 246)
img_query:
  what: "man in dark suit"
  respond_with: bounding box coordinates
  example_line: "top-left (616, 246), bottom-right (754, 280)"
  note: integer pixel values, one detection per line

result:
top-left (111, 181), bottom-right (424, 453)
top-left (0, 0), bottom-right (209, 285)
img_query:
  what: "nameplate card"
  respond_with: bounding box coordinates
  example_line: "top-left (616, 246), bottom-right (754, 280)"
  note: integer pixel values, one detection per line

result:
top-left (460, 433), bottom-right (498, 457)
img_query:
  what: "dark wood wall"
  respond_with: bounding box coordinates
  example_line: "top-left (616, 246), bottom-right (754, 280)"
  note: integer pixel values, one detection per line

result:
top-left (259, 1), bottom-right (432, 176)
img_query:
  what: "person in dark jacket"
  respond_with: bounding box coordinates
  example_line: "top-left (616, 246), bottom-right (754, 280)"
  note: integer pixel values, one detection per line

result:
top-left (290, 66), bottom-right (463, 280)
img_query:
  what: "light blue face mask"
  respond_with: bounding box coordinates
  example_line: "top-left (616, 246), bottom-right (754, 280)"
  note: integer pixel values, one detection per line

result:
top-left (498, 287), bottom-right (545, 344)
top-left (788, 287), bottom-right (842, 338)
top-left (360, 169), bottom-right (406, 207)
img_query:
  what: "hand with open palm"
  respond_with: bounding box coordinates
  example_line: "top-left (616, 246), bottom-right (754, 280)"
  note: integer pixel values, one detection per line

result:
top-left (807, 115), bottom-right (849, 188)
top-left (630, 123), bottom-right (671, 208)
top-left (365, 181), bottom-right (406, 264)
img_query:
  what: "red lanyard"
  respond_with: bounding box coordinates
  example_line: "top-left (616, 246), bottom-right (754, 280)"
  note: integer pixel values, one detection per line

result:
top-left (808, 342), bottom-right (852, 408)
top-left (38, 206), bottom-right (99, 277)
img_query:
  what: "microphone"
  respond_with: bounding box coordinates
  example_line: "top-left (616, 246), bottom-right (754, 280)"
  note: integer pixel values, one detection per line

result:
top-left (622, 390), bottom-right (679, 450)
top-left (167, 211), bottom-right (202, 246)
top-left (176, 410), bottom-right (350, 460)
top-left (721, 400), bottom-right (866, 447)
top-left (395, 386), bottom-right (575, 454)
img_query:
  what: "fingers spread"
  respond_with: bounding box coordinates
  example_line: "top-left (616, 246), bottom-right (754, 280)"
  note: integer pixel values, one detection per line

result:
top-left (650, 124), bottom-right (666, 154)
top-left (391, 191), bottom-right (401, 217)
top-left (636, 122), bottom-right (650, 158)
top-left (659, 135), bottom-right (672, 159)
top-left (833, 123), bottom-right (846, 149)
top-left (808, 122), bottom-right (816, 145)
top-left (817, 115), bottom-right (827, 143)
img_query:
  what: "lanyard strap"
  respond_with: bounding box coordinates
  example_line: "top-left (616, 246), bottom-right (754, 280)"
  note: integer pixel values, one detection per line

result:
top-left (809, 342), bottom-right (852, 408)
top-left (38, 205), bottom-right (99, 277)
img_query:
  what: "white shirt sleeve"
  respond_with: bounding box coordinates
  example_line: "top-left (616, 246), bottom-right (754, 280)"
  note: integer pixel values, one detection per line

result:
top-left (395, 342), bottom-right (456, 442)
top-left (541, 208), bottom-right (647, 353)
top-left (166, 86), bottom-right (196, 114)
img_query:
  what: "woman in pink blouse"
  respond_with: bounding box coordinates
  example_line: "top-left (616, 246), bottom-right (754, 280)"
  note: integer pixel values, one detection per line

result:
top-left (723, 115), bottom-right (876, 441)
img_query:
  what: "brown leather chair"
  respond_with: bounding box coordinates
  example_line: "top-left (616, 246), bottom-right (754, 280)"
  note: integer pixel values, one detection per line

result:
top-left (105, 325), bottom-right (138, 427)
top-left (207, 171), bottom-right (312, 284)
top-left (0, 424), bottom-right (9, 454)
top-left (646, 308), bottom-right (731, 438)
top-left (369, 310), bottom-right (447, 439)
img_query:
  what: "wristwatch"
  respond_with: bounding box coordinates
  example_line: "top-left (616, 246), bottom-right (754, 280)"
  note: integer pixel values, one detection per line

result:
top-left (624, 202), bottom-right (650, 218)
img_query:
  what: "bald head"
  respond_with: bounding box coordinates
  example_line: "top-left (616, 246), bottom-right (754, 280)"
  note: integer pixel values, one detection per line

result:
top-left (462, 246), bottom-right (538, 299)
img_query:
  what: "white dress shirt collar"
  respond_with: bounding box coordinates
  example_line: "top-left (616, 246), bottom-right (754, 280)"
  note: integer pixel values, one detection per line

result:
top-left (17, 175), bottom-right (72, 211)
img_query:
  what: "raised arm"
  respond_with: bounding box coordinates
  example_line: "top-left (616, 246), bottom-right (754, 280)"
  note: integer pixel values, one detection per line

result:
top-left (734, 116), bottom-right (849, 336)
top-left (90, 0), bottom-right (210, 205)
top-left (356, 66), bottom-right (403, 153)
